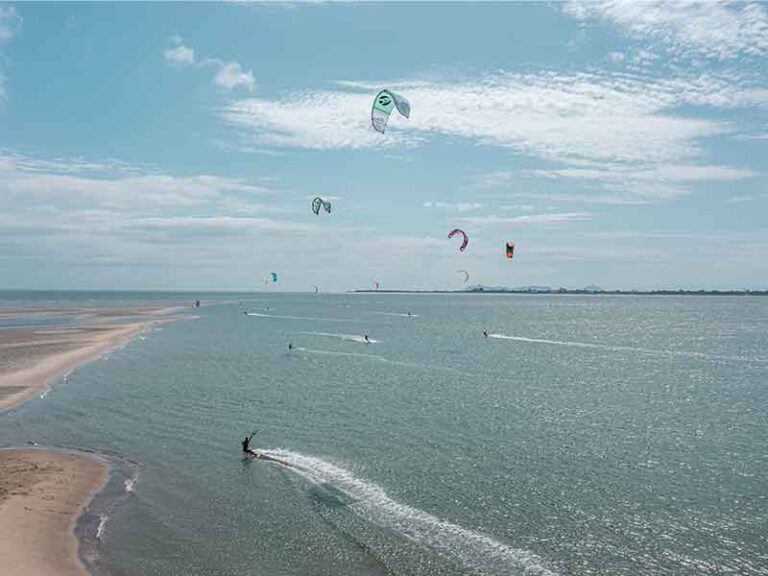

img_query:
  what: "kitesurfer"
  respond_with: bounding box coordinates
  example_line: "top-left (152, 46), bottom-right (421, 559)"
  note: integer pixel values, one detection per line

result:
top-left (241, 431), bottom-right (257, 455)
top-left (364, 334), bottom-right (371, 344)
top-left (483, 331), bottom-right (488, 338)
top-left (288, 342), bottom-right (293, 351)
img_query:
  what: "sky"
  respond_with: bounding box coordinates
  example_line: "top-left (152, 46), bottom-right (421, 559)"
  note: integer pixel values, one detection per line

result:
top-left (0, 1), bottom-right (766, 292)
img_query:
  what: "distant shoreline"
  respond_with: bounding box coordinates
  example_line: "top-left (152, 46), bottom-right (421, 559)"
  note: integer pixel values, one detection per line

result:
top-left (350, 289), bottom-right (768, 296)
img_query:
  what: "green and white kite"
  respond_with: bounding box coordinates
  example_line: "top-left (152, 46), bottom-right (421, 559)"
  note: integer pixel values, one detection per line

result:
top-left (371, 89), bottom-right (411, 134)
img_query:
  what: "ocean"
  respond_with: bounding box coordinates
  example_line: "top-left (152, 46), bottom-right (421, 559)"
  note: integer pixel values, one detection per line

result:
top-left (1, 292), bottom-right (766, 575)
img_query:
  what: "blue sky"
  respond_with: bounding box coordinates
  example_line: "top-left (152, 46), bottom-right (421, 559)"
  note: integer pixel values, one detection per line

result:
top-left (0, 1), bottom-right (766, 291)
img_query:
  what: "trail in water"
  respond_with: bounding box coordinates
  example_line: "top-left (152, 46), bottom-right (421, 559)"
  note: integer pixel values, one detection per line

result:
top-left (245, 312), bottom-right (363, 323)
top-left (294, 347), bottom-right (474, 377)
top-left (488, 334), bottom-right (767, 364)
top-left (259, 449), bottom-right (557, 576)
top-left (371, 312), bottom-right (419, 318)
top-left (295, 331), bottom-right (380, 344)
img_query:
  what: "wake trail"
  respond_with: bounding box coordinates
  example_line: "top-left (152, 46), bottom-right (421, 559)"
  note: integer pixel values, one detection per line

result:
top-left (372, 312), bottom-right (419, 318)
top-left (295, 331), bottom-right (380, 344)
top-left (489, 334), bottom-right (768, 364)
top-left (245, 312), bottom-right (363, 324)
top-left (294, 347), bottom-right (474, 376)
top-left (259, 449), bottom-right (557, 576)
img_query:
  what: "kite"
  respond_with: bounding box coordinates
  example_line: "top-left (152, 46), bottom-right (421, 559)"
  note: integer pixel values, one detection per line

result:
top-left (457, 269), bottom-right (469, 283)
top-left (371, 89), bottom-right (411, 134)
top-left (312, 197), bottom-right (332, 215)
top-left (270, 272), bottom-right (278, 282)
top-left (506, 242), bottom-right (515, 259)
top-left (374, 281), bottom-right (380, 291)
top-left (312, 285), bottom-right (319, 294)
top-left (448, 228), bottom-right (469, 252)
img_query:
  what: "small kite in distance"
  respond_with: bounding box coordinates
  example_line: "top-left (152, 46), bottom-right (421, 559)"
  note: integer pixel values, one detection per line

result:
top-left (448, 228), bottom-right (469, 252)
top-left (312, 197), bottom-right (332, 215)
top-left (506, 242), bottom-right (515, 259)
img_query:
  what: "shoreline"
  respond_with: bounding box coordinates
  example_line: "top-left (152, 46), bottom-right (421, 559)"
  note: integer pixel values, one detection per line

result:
top-left (0, 304), bottom-right (189, 575)
top-left (0, 306), bottom-right (186, 413)
top-left (0, 448), bottom-right (109, 576)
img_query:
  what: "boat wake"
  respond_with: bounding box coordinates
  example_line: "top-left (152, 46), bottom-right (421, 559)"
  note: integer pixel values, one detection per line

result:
top-left (488, 334), bottom-right (767, 364)
top-left (259, 449), bottom-right (557, 576)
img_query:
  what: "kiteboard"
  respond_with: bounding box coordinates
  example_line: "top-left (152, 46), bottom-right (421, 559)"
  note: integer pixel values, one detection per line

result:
top-left (247, 450), bottom-right (283, 464)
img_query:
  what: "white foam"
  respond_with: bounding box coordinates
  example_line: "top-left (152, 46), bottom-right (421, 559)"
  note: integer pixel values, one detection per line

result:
top-left (261, 449), bottom-right (557, 576)
top-left (372, 312), bottom-right (419, 318)
top-left (488, 334), bottom-right (766, 364)
top-left (96, 514), bottom-right (108, 540)
top-left (297, 331), bottom-right (379, 344)
top-left (246, 312), bottom-right (362, 323)
top-left (124, 477), bottom-right (136, 493)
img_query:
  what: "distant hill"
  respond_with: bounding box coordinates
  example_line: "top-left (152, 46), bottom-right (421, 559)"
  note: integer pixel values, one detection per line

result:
top-left (352, 286), bottom-right (767, 296)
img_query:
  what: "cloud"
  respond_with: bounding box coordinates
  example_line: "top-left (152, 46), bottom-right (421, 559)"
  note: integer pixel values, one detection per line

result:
top-left (529, 162), bottom-right (757, 201)
top-left (0, 5), bottom-right (21, 43)
top-left (564, 1), bottom-right (768, 60)
top-left (460, 212), bottom-right (591, 226)
top-left (423, 201), bottom-right (484, 212)
top-left (164, 35), bottom-right (195, 66)
top-left (607, 51), bottom-right (625, 63)
top-left (209, 60), bottom-right (255, 91)
top-left (728, 194), bottom-right (755, 203)
top-left (222, 70), bottom-right (765, 202)
top-left (164, 36), bottom-right (255, 91)
top-left (223, 71), bottom-right (763, 161)
top-left (223, 90), bottom-right (416, 148)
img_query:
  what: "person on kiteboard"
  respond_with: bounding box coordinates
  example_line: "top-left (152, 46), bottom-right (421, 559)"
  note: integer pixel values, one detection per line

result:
top-left (241, 431), bottom-right (257, 455)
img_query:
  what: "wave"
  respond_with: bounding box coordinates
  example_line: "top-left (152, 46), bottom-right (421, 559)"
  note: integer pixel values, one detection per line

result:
top-left (260, 449), bottom-right (557, 576)
top-left (296, 331), bottom-right (379, 344)
top-left (246, 312), bottom-right (362, 324)
top-left (488, 334), bottom-right (767, 364)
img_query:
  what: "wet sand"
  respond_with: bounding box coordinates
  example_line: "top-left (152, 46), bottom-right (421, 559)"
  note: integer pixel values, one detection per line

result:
top-left (0, 449), bottom-right (108, 576)
top-left (0, 306), bottom-right (185, 411)
top-left (0, 304), bottom-right (187, 575)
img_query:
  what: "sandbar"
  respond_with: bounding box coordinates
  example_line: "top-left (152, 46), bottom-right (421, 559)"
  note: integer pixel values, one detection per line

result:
top-left (0, 448), bottom-right (108, 576)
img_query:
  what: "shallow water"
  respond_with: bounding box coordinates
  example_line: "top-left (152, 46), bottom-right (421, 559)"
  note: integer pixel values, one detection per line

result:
top-left (1, 293), bottom-right (767, 575)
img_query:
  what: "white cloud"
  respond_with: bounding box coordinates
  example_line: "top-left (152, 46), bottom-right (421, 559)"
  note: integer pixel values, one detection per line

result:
top-left (460, 212), bottom-right (591, 226)
top-left (728, 194), bottom-right (755, 203)
top-left (607, 51), bottom-right (625, 63)
top-left (423, 201), bottom-right (484, 212)
top-left (223, 91), bottom-right (415, 148)
top-left (530, 162), bottom-right (757, 201)
top-left (223, 71), bottom-right (762, 161)
top-left (222, 70), bottom-right (765, 201)
top-left (211, 60), bottom-right (255, 91)
top-left (564, 1), bottom-right (768, 60)
top-left (164, 35), bottom-right (195, 66)
top-left (0, 152), bottom-right (274, 214)
top-left (163, 36), bottom-right (255, 91)
top-left (0, 5), bottom-right (22, 43)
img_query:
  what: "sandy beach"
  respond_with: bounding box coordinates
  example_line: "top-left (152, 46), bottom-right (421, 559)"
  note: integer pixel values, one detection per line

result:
top-left (0, 306), bottom-right (185, 412)
top-left (0, 303), bottom-right (187, 575)
top-left (0, 449), bottom-right (108, 576)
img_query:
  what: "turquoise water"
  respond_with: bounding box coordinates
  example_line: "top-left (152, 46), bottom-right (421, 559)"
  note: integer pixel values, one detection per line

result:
top-left (1, 293), bottom-right (767, 575)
